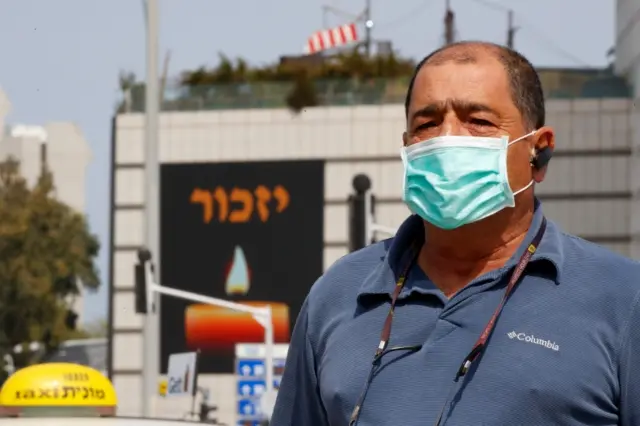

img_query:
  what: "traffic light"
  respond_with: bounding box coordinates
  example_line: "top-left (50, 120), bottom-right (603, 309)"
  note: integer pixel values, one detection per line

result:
top-left (134, 249), bottom-right (152, 314)
top-left (348, 174), bottom-right (372, 252)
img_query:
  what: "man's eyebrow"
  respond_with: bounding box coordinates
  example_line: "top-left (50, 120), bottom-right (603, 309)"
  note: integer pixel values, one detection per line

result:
top-left (409, 100), bottom-right (499, 122)
top-left (410, 103), bottom-right (442, 122)
top-left (454, 101), bottom-right (498, 115)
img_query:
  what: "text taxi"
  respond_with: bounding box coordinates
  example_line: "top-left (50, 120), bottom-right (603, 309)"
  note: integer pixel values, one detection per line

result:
top-left (0, 362), bottom-right (196, 425)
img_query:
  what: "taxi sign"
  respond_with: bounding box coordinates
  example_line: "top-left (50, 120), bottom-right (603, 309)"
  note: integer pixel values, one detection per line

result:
top-left (0, 362), bottom-right (117, 407)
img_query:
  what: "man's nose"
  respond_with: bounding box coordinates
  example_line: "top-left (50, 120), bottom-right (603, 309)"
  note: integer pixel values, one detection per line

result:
top-left (440, 113), bottom-right (468, 137)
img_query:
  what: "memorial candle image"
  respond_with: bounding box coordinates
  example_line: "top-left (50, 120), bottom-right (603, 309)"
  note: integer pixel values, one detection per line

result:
top-left (184, 245), bottom-right (290, 351)
top-left (226, 246), bottom-right (251, 295)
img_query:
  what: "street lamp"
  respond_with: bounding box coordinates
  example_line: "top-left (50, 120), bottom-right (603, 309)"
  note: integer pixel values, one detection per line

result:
top-left (141, 0), bottom-right (161, 418)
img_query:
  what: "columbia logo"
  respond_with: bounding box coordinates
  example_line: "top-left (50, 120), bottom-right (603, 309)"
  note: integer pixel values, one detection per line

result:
top-left (507, 330), bottom-right (559, 351)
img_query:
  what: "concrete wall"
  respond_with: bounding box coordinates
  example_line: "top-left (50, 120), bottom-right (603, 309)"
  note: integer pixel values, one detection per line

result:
top-left (110, 98), bottom-right (635, 424)
top-left (44, 122), bottom-right (92, 214)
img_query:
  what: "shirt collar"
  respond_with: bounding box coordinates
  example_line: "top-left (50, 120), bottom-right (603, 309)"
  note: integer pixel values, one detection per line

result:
top-left (357, 198), bottom-right (565, 299)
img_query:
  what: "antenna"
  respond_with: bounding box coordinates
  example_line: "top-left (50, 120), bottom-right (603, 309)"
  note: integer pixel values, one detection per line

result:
top-left (444, 0), bottom-right (455, 45)
top-left (159, 49), bottom-right (172, 104)
top-left (507, 9), bottom-right (517, 48)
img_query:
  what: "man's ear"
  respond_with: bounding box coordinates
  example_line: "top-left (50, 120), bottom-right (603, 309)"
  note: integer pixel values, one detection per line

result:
top-left (531, 126), bottom-right (555, 183)
top-left (402, 131), bottom-right (408, 147)
top-left (533, 126), bottom-right (555, 152)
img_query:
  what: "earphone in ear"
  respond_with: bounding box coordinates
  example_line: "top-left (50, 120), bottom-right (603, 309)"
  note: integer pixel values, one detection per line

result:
top-left (531, 146), bottom-right (553, 170)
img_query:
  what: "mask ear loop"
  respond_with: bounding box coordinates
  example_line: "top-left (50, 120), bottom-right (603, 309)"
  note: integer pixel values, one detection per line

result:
top-left (509, 130), bottom-right (538, 195)
top-left (400, 148), bottom-right (408, 194)
top-left (513, 179), bottom-right (534, 195)
top-left (507, 130), bottom-right (537, 146)
top-left (400, 147), bottom-right (407, 164)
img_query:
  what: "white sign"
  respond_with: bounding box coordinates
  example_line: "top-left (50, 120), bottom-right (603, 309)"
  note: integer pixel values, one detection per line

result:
top-left (235, 344), bottom-right (288, 422)
top-left (235, 343), bottom-right (289, 359)
top-left (166, 351), bottom-right (197, 397)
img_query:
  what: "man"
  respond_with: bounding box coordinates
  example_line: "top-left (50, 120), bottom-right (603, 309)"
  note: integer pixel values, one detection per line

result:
top-left (270, 41), bottom-right (640, 425)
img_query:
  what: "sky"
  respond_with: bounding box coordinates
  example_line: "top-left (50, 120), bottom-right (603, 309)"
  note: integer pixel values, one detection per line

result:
top-left (0, 0), bottom-right (615, 324)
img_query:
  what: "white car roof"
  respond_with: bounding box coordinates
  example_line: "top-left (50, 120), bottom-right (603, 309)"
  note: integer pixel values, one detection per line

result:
top-left (1, 418), bottom-right (197, 425)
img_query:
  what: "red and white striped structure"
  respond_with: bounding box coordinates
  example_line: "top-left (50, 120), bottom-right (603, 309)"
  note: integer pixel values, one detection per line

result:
top-left (303, 23), bottom-right (359, 55)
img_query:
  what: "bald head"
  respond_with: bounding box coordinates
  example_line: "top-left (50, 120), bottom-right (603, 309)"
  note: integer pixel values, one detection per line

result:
top-left (404, 41), bottom-right (545, 131)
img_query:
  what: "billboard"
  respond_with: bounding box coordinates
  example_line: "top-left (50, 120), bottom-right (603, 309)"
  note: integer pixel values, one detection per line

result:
top-left (160, 160), bottom-right (325, 373)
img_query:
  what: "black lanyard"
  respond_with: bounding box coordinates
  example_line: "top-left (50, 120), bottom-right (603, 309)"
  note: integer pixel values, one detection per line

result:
top-left (349, 218), bottom-right (547, 426)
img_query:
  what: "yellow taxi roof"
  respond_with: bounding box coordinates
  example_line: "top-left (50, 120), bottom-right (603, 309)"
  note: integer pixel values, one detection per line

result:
top-left (0, 363), bottom-right (117, 407)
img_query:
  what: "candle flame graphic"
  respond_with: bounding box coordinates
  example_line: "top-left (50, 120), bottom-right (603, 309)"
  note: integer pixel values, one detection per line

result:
top-left (225, 246), bottom-right (250, 296)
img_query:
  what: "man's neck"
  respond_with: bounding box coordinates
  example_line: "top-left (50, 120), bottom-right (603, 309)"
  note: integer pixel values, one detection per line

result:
top-left (418, 201), bottom-right (535, 297)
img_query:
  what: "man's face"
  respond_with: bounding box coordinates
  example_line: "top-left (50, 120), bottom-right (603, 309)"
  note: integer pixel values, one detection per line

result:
top-left (403, 49), bottom-right (546, 192)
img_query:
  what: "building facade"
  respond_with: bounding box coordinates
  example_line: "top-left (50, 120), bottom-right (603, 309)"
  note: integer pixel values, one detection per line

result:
top-left (615, 0), bottom-right (640, 94)
top-left (0, 88), bottom-right (92, 322)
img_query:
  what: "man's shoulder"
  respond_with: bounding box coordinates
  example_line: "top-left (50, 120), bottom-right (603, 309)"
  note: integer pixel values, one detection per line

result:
top-left (310, 240), bottom-right (390, 298)
top-left (305, 240), bottom-right (391, 318)
top-left (555, 230), bottom-right (640, 359)
top-left (558, 230), bottom-right (640, 291)
top-left (301, 240), bottom-right (392, 347)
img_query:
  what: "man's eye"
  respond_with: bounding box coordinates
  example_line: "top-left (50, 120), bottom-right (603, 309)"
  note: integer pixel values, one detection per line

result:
top-left (470, 118), bottom-right (492, 126)
top-left (416, 122), bottom-right (436, 130)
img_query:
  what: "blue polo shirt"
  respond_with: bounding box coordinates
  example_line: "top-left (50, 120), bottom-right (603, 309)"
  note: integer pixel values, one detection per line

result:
top-left (270, 201), bottom-right (640, 425)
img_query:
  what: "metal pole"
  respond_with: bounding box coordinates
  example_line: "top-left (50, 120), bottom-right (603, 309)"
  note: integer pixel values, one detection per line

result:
top-left (150, 284), bottom-right (271, 316)
top-left (258, 308), bottom-right (275, 422)
top-left (146, 279), bottom-right (277, 418)
top-left (142, 0), bottom-right (160, 417)
top-left (263, 307), bottom-right (274, 397)
top-left (364, 187), bottom-right (372, 245)
top-left (364, 0), bottom-right (372, 56)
